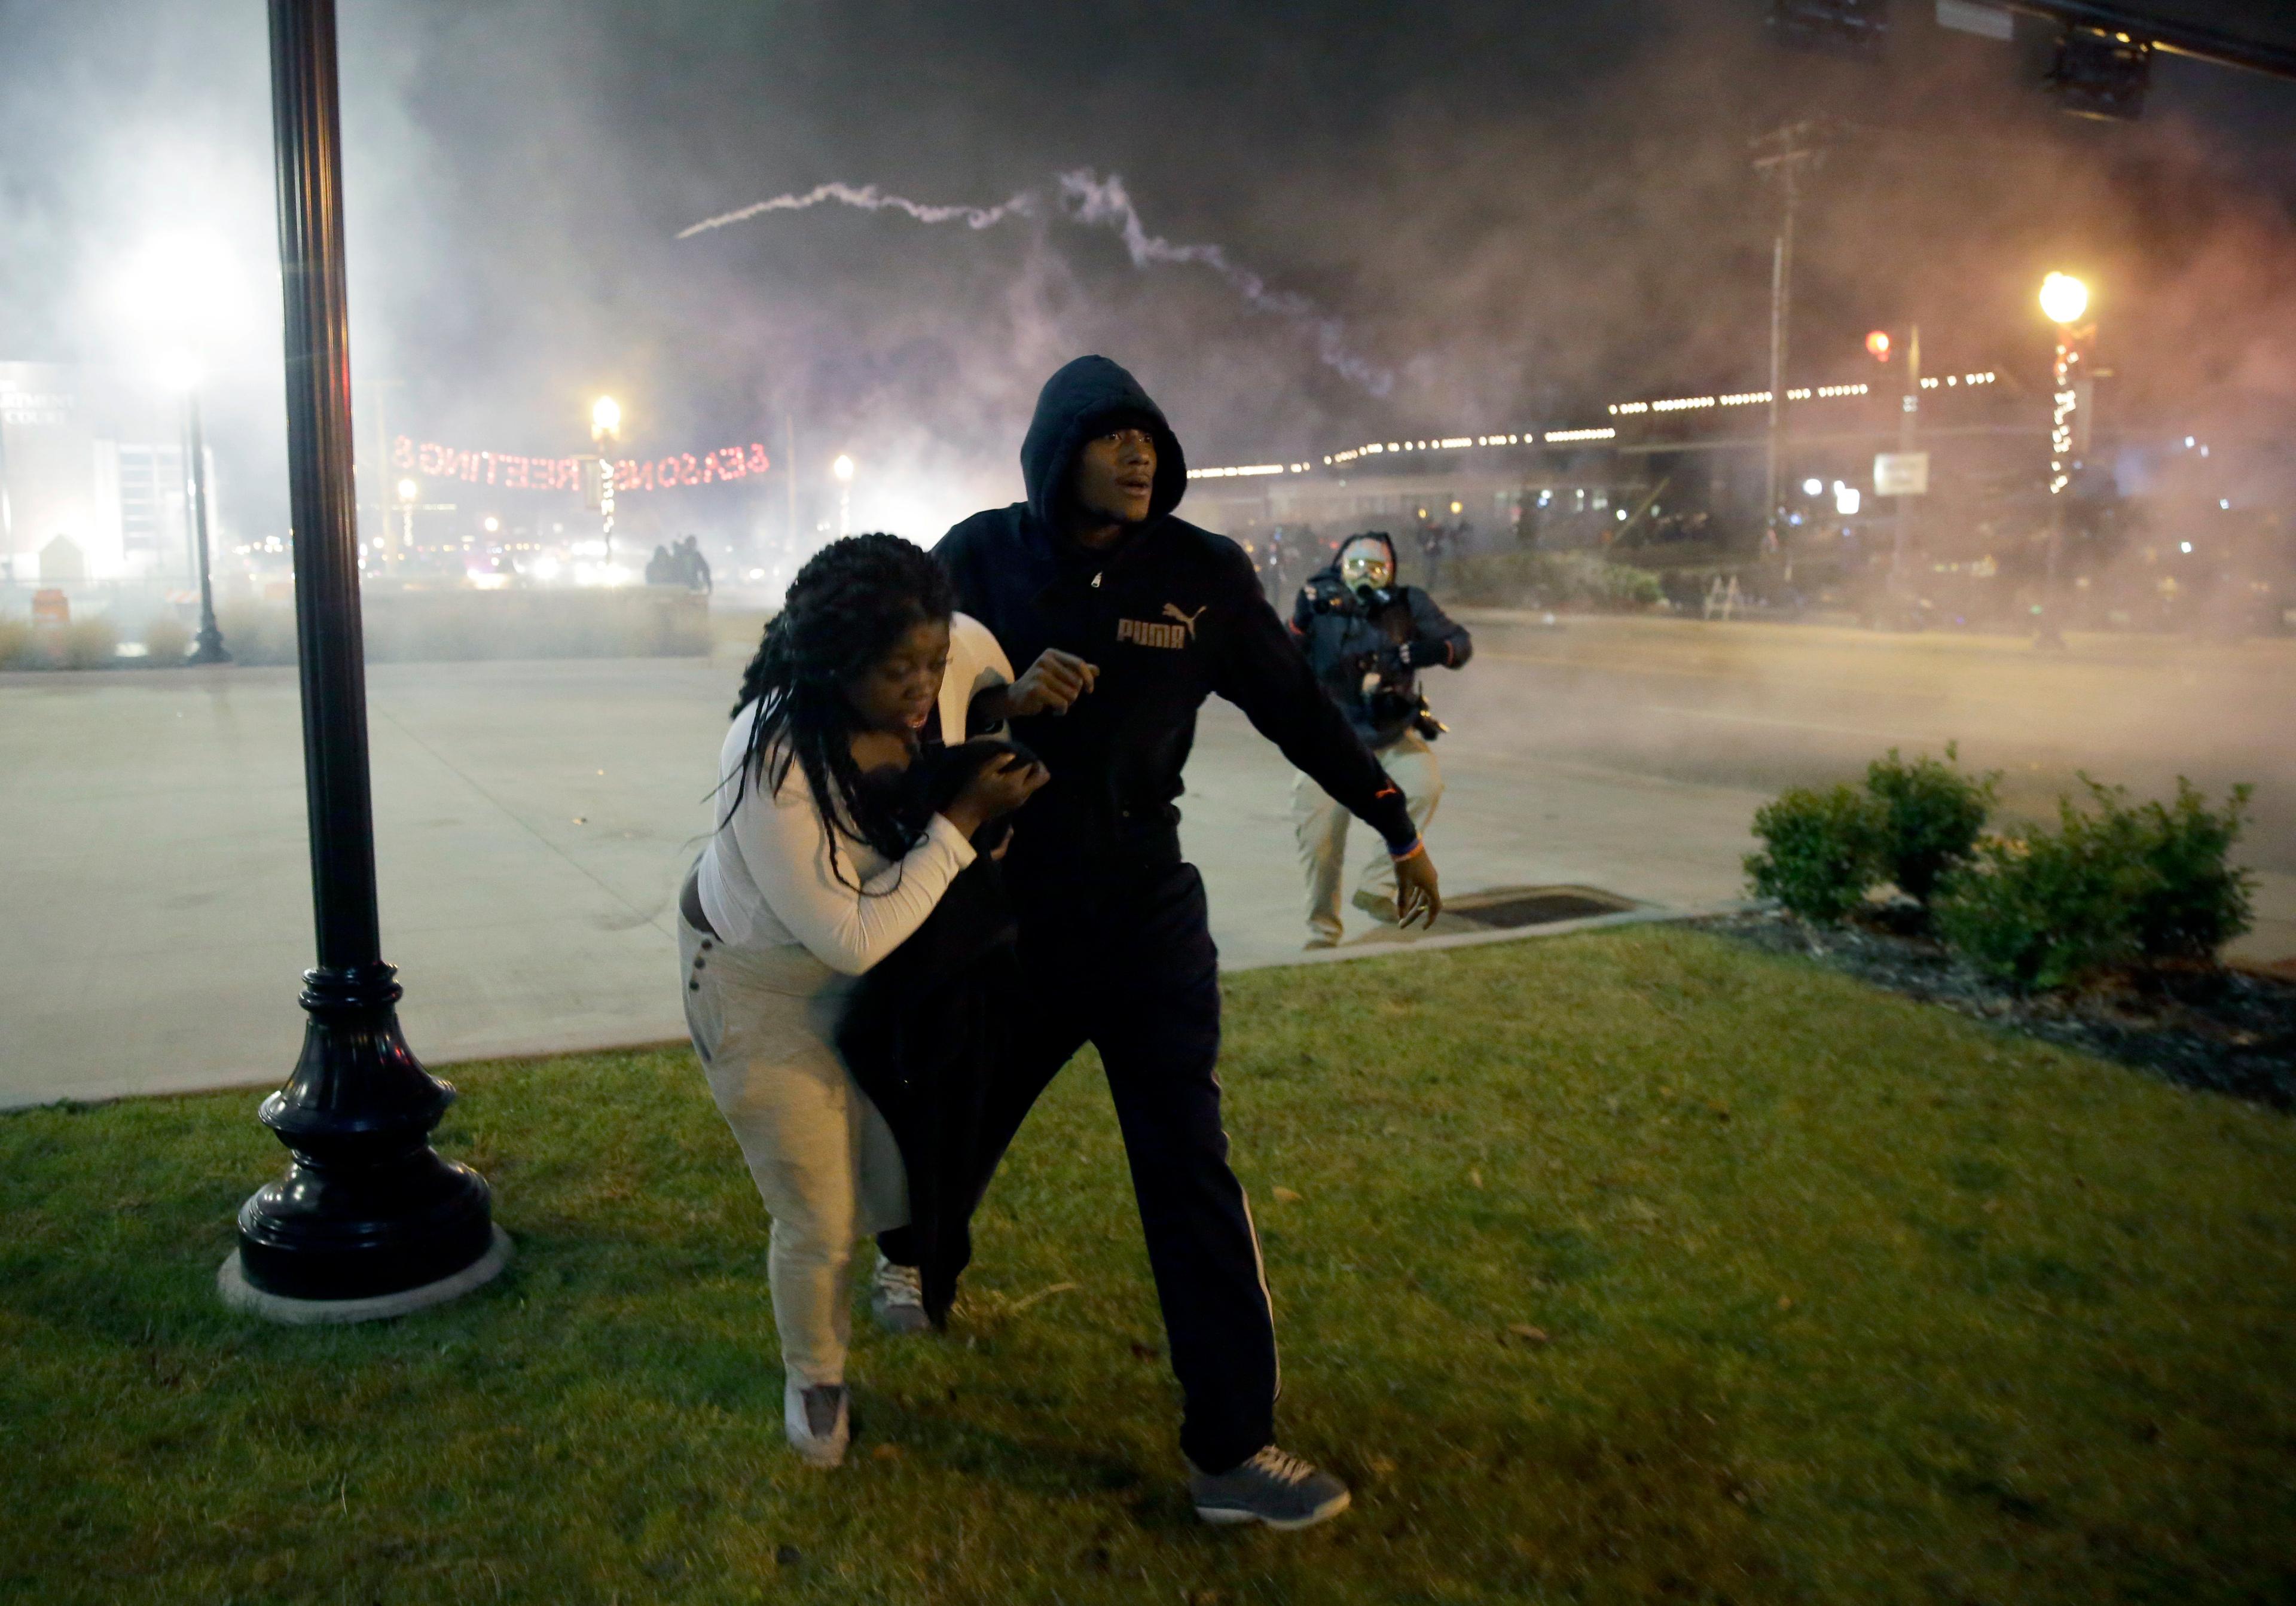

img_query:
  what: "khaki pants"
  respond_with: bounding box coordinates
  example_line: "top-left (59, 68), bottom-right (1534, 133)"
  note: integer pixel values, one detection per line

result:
top-left (678, 907), bottom-right (907, 1388)
top-left (1290, 729), bottom-right (1443, 945)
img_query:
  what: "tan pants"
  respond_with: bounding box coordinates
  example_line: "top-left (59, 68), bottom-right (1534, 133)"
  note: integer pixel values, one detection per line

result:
top-left (1291, 729), bottom-right (1443, 945)
top-left (678, 908), bottom-right (906, 1388)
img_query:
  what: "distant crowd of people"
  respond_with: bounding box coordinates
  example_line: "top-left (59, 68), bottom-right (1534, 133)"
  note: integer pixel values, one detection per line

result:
top-left (645, 533), bottom-right (713, 593)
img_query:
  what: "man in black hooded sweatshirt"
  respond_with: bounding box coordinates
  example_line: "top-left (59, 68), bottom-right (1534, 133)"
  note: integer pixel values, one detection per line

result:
top-left (935, 356), bottom-right (1442, 1529)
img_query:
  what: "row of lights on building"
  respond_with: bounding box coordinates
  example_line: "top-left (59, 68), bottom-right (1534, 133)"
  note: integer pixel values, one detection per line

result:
top-left (1187, 371), bottom-right (2002, 480)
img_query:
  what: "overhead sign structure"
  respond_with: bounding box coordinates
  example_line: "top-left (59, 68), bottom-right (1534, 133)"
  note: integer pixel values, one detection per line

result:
top-left (1874, 451), bottom-right (1931, 496)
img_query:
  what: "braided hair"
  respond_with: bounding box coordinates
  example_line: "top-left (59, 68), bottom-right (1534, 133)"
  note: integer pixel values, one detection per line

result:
top-left (720, 533), bottom-right (957, 890)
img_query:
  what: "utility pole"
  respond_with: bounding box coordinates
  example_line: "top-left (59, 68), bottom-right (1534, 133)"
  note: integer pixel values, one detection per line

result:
top-left (1752, 123), bottom-right (1828, 558)
top-left (368, 377), bottom-right (402, 573)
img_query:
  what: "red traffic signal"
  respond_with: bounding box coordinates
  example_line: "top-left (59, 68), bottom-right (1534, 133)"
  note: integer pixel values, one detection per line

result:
top-left (1866, 329), bottom-right (1892, 361)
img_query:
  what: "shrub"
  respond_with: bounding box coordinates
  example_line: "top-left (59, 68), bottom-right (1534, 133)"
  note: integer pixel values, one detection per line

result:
top-left (142, 616), bottom-right (191, 664)
top-left (57, 618), bottom-right (118, 669)
top-left (0, 618), bottom-right (30, 669)
top-left (1865, 743), bottom-right (1999, 906)
top-left (1934, 790), bottom-right (2154, 991)
top-left (214, 603), bottom-right (301, 665)
top-left (2101, 777), bottom-right (2255, 962)
top-left (1745, 783), bottom-right (1888, 923)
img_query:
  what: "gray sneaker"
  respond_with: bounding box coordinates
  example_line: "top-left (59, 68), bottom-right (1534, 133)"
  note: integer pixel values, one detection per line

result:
top-left (783, 1376), bottom-right (849, 1469)
top-left (870, 1255), bottom-right (932, 1335)
top-left (1189, 1445), bottom-right (1352, 1529)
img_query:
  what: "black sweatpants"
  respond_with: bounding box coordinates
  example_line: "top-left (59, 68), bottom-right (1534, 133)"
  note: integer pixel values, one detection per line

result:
top-left (980, 856), bottom-right (1277, 1474)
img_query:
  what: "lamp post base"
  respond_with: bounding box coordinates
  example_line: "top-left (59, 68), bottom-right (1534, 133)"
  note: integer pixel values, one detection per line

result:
top-left (232, 963), bottom-right (499, 1302)
top-left (219, 1224), bottom-right (511, 1325)
top-left (187, 622), bottom-right (231, 665)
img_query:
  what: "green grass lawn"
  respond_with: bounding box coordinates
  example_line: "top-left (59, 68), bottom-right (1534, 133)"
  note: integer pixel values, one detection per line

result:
top-left (5, 926), bottom-right (2294, 1605)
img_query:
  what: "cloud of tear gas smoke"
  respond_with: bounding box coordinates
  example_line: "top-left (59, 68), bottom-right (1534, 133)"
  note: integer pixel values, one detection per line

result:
top-left (1052, 169), bottom-right (1393, 398)
top-left (676, 168), bottom-right (1392, 397)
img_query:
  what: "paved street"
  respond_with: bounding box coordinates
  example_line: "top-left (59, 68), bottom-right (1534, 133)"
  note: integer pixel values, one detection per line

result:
top-left (3, 614), bottom-right (2289, 1107)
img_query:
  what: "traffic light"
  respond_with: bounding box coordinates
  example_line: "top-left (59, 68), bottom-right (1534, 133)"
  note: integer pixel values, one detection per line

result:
top-left (2047, 25), bottom-right (2151, 120)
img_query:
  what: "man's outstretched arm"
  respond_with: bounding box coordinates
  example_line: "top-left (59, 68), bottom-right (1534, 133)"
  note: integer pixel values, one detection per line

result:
top-left (1210, 549), bottom-right (1442, 923)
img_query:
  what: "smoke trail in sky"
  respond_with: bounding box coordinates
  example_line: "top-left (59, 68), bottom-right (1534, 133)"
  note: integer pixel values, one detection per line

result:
top-left (675, 181), bottom-right (1034, 239)
top-left (677, 169), bottom-right (1391, 395)
top-left (1052, 169), bottom-right (1391, 396)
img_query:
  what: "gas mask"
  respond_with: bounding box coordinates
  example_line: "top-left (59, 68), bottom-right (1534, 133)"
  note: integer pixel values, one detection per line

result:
top-left (1338, 540), bottom-right (1394, 604)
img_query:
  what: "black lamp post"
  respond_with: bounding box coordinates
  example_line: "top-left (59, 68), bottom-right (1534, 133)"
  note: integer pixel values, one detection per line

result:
top-left (181, 386), bottom-right (231, 665)
top-left (221, 0), bottom-right (503, 1320)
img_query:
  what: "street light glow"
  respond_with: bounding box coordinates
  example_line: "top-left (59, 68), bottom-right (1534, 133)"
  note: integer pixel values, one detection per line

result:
top-left (153, 349), bottom-right (202, 392)
top-left (2039, 271), bottom-right (2090, 325)
top-left (832, 453), bottom-right (856, 483)
top-left (591, 395), bottom-right (622, 436)
top-left (396, 478), bottom-right (419, 503)
top-left (1802, 477), bottom-right (1824, 496)
top-left (114, 230), bottom-right (245, 371)
top-left (482, 515), bottom-right (500, 534)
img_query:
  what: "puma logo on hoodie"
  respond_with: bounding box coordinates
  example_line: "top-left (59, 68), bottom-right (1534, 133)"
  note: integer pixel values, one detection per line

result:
top-left (1117, 602), bottom-right (1205, 650)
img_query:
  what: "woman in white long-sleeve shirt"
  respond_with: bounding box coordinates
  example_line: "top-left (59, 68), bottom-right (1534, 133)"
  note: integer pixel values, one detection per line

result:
top-left (677, 535), bottom-right (1045, 1468)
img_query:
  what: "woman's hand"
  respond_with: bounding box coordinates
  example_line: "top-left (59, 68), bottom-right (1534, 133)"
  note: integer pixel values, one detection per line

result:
top-left (941, 754), bottom-right (1050, 838)
top-left (979, 649), bottom-right (1098, 722)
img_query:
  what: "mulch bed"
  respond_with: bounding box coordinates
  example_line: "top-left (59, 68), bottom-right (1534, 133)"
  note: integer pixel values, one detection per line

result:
top-left (1702, 908), bottom-right (2296, 1110)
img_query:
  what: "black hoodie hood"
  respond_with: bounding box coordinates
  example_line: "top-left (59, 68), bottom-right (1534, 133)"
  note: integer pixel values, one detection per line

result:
top-left (1019, 356), bottom-right (1189, 535)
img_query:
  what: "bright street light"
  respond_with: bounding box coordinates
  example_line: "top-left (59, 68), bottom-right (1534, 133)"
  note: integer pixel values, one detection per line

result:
top-left (396, 478), bottom-right (419, 503)
top-left (482, 515), bottom-right (500, 534)
top-left (2039, 271), bottom-right (2090, 326)
top-left (154, 350), bottom-right (203, 393)
top-left (1802, 477), bottom-right (1824, 496)
top-left (832, 453), bottom-right (856, 483)
top-left (591, 395), bottom-right (622, 438)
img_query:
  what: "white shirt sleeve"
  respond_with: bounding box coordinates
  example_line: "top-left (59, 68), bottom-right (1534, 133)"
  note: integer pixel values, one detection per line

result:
top-left (730, 756), bottom-right (977, 976)
top-left (942, 610), bottom-right (1016, 740)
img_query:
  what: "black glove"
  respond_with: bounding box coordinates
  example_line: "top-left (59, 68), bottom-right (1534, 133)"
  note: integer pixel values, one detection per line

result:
top-left (1399, 637), bottom-right (1450, 668)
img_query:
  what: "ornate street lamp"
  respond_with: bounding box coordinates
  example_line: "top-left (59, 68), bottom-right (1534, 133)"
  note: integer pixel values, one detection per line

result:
top-left (2036, 271), bottom-right (2093, 650)
top-left (152, 355), bottom-right (232, 665)
top-left (220, 0), bottom-right (504, 1321)
top-left (590, 395), bottom-right (621, 564)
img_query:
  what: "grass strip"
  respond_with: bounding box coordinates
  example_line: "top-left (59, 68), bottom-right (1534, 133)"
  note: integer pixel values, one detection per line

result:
top-left (4, 926), bottom-right (2292, 1604)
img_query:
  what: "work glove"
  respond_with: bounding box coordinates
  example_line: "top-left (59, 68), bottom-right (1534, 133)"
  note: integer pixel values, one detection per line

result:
top-left (1399, 637), bottom-right (1450, 668)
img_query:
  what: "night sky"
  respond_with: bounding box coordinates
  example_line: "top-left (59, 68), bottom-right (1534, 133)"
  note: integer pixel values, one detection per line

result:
top-left (4, 0), bottom-right (2294, 539)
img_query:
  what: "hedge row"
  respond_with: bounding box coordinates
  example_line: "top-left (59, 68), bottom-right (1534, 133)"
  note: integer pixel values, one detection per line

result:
top-left (1745, 747), bottom-right (2255, 991)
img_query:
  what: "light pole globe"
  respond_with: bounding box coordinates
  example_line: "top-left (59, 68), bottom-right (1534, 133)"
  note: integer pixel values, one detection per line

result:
top-left (2039, 271), bottom-right (2089, 326)
top-left (591, 395), bottom-right (622, 441)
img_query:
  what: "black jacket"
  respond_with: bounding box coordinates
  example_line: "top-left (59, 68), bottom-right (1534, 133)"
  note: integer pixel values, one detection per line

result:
top-left (836, 859), bottom-right (1018, 1327)
top-left (833, 740), bottom-right (1035, 1326)
top-left (933, 356), bottom-right (1418, 890)
top-left (1290, 533), bottom-right (1474, 748)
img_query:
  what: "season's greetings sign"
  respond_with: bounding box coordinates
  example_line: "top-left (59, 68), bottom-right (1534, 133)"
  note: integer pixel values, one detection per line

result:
top-left (391, 436), bottom-right (771, 492)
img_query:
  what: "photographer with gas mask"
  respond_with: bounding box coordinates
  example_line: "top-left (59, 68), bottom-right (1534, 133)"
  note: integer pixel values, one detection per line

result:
top-left (1289, 532), bottom-right (1473, 948)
